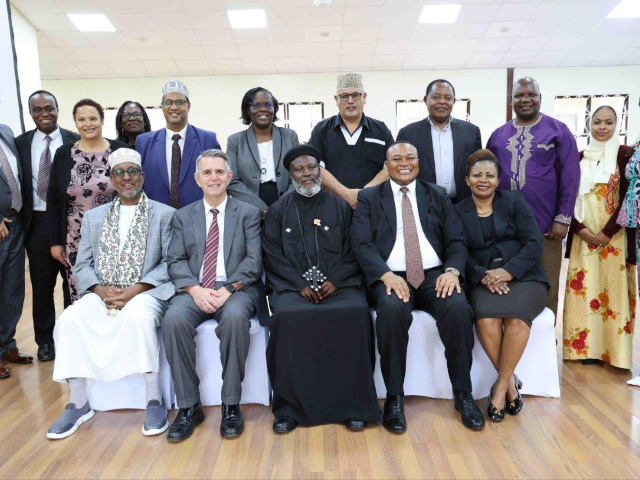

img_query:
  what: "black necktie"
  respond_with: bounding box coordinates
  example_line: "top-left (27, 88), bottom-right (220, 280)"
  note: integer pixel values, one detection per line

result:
top-left (170, 133), bottom-right (181, 209)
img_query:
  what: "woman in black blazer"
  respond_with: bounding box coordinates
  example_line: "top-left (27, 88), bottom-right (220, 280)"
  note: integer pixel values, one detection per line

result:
top-left (226, 87), bottom-right (299, 215)
top-left (47, 98), bottom-right (130, 302)
top-left (455, 149), bottom-right (548, 423)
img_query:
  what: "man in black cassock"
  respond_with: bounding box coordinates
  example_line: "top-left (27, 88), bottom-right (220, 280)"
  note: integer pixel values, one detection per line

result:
top-left (262, 144), bottom-right (381, 434)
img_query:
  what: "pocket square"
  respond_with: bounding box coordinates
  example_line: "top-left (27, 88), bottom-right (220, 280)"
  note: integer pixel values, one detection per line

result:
top-left (364, 138), bottom-right (385, 145)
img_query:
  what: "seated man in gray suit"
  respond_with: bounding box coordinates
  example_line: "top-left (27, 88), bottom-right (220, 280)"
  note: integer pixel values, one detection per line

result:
top-left (162, 149), bottom-right (266, 442)
top-left (47, 148), bottom-right (175, 440)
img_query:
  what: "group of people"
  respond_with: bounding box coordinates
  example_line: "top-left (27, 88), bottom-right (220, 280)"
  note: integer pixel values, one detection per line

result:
top-left (0, 72), bottom-right (637, 442)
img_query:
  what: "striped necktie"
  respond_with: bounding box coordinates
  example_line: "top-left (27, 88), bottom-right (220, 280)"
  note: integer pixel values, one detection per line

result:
top-left (36, 135), bottom-right (52, 201)
top-left (0, 143), bottom-right (22, 212)
top-left (201, 208), bottom-right (220, 289)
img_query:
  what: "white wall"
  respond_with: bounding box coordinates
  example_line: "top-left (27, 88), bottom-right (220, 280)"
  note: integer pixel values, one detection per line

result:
top-left (42, 65), bottom-right (640, 148)
top-left (41, 69), bottom-right (506, 148)
top-left (11, 7), bottom-right (40, 132)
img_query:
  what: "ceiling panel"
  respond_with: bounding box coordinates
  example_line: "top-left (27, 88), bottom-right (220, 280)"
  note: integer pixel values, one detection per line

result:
top-left (12, 0), bottom-right (640, 78)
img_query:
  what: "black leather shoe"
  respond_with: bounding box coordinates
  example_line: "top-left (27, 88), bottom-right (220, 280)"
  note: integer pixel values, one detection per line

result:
top-left (344, 419), bottom-right (367, 431)
top-left (453, 390), bottom-right (485, 430)
top-left (506, 374), bottom-right (523, 416)
top-left (487, 384), bottom-right (505, 423)
top-left (273, 416), bottom-right (298, 434)
top-left (220, 404), bottom-right (244, 438)
top-left (383, 394), bottom-right (407, 434)
top-left (37, 344), bottom-right (55, 362)
top-left (167, 402), bottom-right (205, 442)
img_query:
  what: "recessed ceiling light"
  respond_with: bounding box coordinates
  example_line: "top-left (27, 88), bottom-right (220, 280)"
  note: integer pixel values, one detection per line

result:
top-left (419, 4), bottom-right (461, 24)
top-left (67, 13), bottom-right (115, 32)
top-left (227, 9), bottom-right (267, 29)
top-left (607, 0), bottom-right (640, 18)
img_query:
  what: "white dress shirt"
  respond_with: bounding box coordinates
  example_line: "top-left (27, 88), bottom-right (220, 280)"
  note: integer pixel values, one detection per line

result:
top-left (118, 205), bottom-right (137, 253)
top-left (257, 140), bottom-right (276, 183)
top-left (386, 179), bottom-right (442, 272)
top-left (31, 128), bottom-right (63, 211)
top-left (0, 136), bottom-right (20, 191)
top-left (165, 124), bottom-right (188, 177)
top-left (199, 195), bottom-right (228, 283)
top-left (429, 117), bottom-right (456, 198)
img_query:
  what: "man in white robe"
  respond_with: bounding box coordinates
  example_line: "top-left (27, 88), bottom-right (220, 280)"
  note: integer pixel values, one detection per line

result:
top-left (47, 149), bottom-right (175, 440)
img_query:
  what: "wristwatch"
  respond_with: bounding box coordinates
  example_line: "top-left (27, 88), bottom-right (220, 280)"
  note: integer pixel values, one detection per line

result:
top-left (445, 267), bottom-right (460, 276)
top-left (223, 283), bottom-right (237, 294)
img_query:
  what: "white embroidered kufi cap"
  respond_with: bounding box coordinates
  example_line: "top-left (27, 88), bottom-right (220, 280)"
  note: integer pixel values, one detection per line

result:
top-left (336, 73), bottom-right (364, 92)
top-left (162, 79), bottom-right (189, 99)
top-left (108, 148), bottom-right (142, 169)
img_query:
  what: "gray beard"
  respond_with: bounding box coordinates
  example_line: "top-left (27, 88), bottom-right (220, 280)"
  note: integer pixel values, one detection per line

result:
top-left (292, 176), bottom-right (322, 197)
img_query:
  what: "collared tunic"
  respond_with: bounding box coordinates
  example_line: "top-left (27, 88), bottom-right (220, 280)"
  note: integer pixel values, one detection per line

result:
top-left (308, 113), bottom-right (394, 189)
top-left (262, 190), bottom-right (381, 426)
top-left (487, 113), bottom-right (580, 234)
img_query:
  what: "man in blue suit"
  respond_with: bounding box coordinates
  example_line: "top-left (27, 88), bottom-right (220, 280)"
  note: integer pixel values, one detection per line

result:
top-left (136, 80), bottom-right (220, 208)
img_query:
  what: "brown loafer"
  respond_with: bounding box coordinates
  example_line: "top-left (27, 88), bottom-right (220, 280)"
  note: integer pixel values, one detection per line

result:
top-left (0, 360), bottom-right (9, 379)
top-left (2, 348), bottom-right (33, 364)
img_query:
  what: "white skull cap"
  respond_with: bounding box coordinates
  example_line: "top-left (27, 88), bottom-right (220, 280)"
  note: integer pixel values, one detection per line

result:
top-left (162, 79), bottom-right (189, 99)
top-left (108, 148), bottom-right (142, 169)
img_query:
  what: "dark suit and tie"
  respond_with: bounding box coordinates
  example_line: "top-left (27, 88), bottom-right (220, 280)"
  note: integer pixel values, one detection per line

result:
top-left (15, 127), bottom-right (79, 353)
top-left (162, 165), bottom-right (267, 439)
top-left (0, 123), bottom-right (27, 375)
top-left (397, 117), bottom-right (482, 202)
top-left (351, 143), bottom-right (484, 431)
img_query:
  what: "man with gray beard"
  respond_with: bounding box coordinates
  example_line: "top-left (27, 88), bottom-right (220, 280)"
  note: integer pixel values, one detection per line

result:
top-left (262, 144), bottom-right (380, 433)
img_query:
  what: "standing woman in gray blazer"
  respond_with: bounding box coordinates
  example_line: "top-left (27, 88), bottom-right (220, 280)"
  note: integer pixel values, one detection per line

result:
top-left (226, 87), bottom-right (299, 215)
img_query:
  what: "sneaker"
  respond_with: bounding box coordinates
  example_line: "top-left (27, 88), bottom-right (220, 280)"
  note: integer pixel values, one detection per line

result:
top-left (142, 399), bottom-right (169, 436)
top-left (46, 402), bottom-right (94, 440)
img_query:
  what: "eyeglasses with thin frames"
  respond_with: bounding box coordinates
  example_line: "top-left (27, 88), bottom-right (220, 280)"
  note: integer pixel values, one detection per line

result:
top-left (162, 99), bottom-right (189, 108)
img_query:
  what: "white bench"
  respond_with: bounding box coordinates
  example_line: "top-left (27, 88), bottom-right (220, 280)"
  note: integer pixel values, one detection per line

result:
top-left (88, 316), bottom-right (271, 410)
top-left (372, 308), bottom-right (560, 400)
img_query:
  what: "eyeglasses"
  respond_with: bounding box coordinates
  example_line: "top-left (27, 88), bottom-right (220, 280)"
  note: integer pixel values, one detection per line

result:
top-left (121, 112), bottom-right (143, 120)
top-left (32, 106), bottom-right (57, 114)
top-left (337, 92), bottom-right (363, 102)
top-left (111, 167), bottom-right (142, 178)
top-left (162, 99), bottom-right (189, 108)
top-left (249, 101), bottom-right (274, 111)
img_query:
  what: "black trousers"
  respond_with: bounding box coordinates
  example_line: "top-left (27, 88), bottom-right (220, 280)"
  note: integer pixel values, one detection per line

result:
top-left (370, 268), bottom-right (475, 396)
top-left (25, 211), bottom-right (70, 346)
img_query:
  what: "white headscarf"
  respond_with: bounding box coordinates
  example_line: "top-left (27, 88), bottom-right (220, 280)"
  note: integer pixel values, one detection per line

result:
top-left (574, 129), bottom-right (620, 223)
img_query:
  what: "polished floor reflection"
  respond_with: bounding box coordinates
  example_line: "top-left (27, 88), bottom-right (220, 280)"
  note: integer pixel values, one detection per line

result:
top-left (1, 260), bottom-right (639, 479)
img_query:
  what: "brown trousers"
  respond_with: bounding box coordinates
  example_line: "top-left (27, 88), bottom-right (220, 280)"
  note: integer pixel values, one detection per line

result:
top-left (539, 237), bottom-right (563, 316)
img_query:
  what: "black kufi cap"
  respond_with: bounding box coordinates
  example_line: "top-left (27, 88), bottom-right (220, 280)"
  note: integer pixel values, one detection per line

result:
top-left (283, 144), bottom-right (323, 170)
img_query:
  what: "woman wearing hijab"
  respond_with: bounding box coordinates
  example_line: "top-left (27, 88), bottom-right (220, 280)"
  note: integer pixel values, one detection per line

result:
top-left (563, 106), bottom-right (636, 368)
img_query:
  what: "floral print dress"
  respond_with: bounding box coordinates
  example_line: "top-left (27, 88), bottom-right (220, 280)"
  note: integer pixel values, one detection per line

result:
top-left (564, 166), bottom-right (636, 368)
top-left (64, 145), bottom-right (116, 302)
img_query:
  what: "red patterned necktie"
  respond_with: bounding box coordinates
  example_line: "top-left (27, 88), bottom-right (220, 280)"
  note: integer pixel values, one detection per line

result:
top-left (400, 186), bottom-right (424, 289)
top-left (36, 135), bottom-right (52, 201)
top-left (201, 208), bottom-right (220, 289)
top-left (0, 143), bottom-right (22, 212)
top-left (170, 133), bottom-right (181, 209)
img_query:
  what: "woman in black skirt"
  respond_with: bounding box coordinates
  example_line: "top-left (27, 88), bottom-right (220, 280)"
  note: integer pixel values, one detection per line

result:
top-left (455, 149), bottom-right (549, 423)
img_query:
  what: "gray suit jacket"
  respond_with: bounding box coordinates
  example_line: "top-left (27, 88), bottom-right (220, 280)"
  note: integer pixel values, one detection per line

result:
top-left (0, 124), bottom-right (21, 222)
top-left (226, 125), bottom-right (299, 211)
top-left (167, 196), bottom-right (269, 324)
top-left (74, 198), bottom-right (176, 301)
